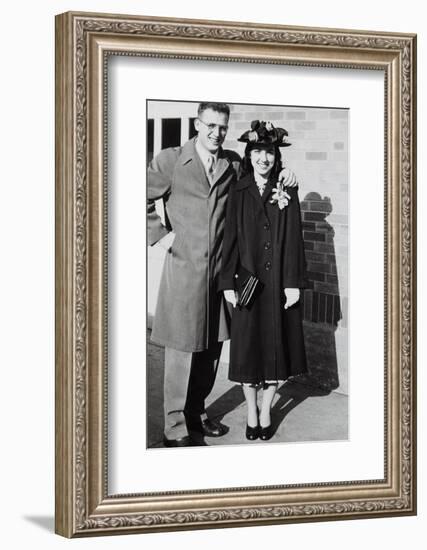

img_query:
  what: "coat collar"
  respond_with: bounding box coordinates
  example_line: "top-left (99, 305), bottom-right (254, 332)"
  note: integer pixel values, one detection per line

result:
top-left (179, 137), bottom-right (199, 166)
top-left (235, 173), bottom-right (252, 191)
top-left (180, 138), bottom-right (232, 192)
top-left (236, 173), bottom-right (275, 207)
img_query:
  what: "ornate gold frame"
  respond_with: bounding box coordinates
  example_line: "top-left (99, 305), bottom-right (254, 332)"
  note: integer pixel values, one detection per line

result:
top-left (55, 11), bottom-right (417, 537)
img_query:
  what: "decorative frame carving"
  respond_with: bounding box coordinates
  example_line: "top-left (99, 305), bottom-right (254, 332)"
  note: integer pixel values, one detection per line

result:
top-left (55, 11), bottom-right (417, 537)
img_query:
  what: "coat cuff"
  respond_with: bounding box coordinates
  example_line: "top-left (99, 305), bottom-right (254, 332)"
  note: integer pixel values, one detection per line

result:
top-left (217, 276), bottom-right (236, 292)
top-left (283, 278), bottom-right (308, 289)
top-left (148, 225), bottom-right (169, 246)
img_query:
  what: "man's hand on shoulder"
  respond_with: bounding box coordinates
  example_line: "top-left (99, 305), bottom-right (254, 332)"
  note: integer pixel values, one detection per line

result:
top-left (278, 166), bottom-right (298, 188)
top-left (158, 231), bottom-right (176, 252)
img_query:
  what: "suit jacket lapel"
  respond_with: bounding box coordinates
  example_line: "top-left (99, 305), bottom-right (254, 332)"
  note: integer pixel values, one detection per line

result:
top-left (209, 150), bottom-right (232, 194)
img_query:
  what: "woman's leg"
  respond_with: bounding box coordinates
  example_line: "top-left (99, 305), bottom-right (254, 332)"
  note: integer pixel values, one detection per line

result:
top-left (242, 384), bottom-right (258, 427)
top-left (260, 383), bottom-right (278, 428)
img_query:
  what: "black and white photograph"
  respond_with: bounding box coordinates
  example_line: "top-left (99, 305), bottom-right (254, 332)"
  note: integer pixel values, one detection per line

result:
top-left (146, 100), bottom-right (349, 449)
top-left (1, 0), bottom-right (421, 544)
top-left (106, 55), bottom-right (386, 497)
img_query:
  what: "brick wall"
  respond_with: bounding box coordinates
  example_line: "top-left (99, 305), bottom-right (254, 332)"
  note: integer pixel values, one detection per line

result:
top-left (225, 104), bottom-right (348, 330)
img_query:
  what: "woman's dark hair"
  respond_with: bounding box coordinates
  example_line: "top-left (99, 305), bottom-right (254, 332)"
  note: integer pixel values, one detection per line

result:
top-left (241, 143), bottom-right (283, 179)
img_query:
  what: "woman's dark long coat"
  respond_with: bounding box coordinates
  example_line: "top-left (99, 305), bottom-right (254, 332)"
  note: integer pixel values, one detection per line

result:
top-left (219, 173), bottom-right (308, 384)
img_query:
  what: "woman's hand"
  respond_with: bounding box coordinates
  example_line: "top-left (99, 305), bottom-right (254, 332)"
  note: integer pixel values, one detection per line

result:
top-left (224, 289), bottom-right (237, 308)
top-left (278, 167), bottom-right (298, 188)
top-left (284, 288), bottom-right (300, 309)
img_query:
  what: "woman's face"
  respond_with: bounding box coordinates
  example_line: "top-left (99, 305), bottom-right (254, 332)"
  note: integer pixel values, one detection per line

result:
top-left (250, 146), bottom-right (276, 177)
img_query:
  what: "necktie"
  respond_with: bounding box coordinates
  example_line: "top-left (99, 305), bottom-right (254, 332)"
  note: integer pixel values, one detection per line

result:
top-left (206, 155), bottom-right (215, 182)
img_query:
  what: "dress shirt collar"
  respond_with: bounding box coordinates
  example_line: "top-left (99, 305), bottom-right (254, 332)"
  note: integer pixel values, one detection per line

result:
top-left (195, 138), bottom-right (219, 171)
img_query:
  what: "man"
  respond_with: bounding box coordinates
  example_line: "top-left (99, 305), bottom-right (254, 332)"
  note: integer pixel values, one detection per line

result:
top-left (147, 102), bottom-right (297, 446)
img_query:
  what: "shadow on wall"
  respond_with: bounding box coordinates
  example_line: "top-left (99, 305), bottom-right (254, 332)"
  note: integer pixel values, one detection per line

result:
top-left (299, 192), bottom-right (343, 393)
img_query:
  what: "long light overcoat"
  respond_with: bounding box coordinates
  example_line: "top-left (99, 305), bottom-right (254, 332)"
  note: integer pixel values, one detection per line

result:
top-left (147, 138), bottom-right (241, 352)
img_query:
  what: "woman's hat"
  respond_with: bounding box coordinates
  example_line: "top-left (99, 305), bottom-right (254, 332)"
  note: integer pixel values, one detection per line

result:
top-left (238, 120), bottom-right (291, 147)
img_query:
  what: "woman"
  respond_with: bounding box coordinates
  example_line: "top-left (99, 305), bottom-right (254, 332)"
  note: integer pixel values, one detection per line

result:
top-left (219, 120), bottom-right (307, 441)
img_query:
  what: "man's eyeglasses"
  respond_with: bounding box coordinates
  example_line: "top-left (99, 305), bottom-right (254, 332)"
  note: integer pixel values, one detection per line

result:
top-left (198, 118), bottom-right (229, 133)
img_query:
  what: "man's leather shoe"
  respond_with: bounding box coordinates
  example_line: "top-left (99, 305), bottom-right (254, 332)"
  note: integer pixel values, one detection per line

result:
top-left (187, 416), bottom-right (228, 437)
top-left (200, 418), bottom-right (228, 437)
top-left (163, 434), bottom-right (193, 447)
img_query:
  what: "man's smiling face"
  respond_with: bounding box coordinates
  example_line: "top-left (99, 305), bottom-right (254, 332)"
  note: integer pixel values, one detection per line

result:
top-left (194, 108), bottom-right (229, 153)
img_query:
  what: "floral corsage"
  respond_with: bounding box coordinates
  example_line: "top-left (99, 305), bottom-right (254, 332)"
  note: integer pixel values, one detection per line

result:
top-left (270, 181), bottom-right (291, 210)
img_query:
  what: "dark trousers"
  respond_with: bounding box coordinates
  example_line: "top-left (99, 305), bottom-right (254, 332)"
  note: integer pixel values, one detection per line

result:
top-left (163, 342), bottom-right (222, 439)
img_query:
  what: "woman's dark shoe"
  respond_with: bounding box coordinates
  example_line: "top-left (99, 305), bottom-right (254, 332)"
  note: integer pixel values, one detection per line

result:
top-left (246, 423), bottom-right (260, 440)
top-left (259, 424), bottom-right (274, 441)
top-left (246, 405), bottom-right (260, 440)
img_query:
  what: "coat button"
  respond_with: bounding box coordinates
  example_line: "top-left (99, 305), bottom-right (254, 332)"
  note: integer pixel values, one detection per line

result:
top-left (265, 261), bottom-right (272, 270)
top-left (264, 241), bottom-right (271, 250)
top-left (263, 222), bottom-right (270, 230)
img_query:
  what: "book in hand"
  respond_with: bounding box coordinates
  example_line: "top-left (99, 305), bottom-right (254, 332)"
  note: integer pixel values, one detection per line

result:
top-left (235, 266), bottom-right (261, 308)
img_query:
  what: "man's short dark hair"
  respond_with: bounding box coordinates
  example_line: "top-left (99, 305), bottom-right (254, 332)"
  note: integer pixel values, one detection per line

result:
top-left (197, 102), bottom-right (230, 118)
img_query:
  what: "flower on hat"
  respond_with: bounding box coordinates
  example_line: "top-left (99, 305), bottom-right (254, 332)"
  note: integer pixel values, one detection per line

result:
top-left (248, 131), bottom-right (258, 142)
top-left (238, 120), bottom-right (291, 147)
